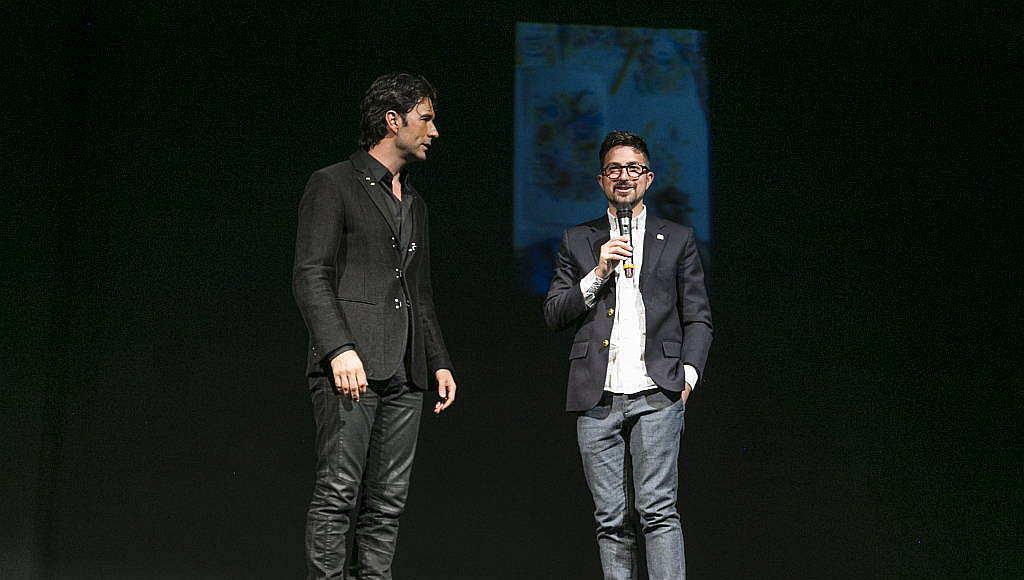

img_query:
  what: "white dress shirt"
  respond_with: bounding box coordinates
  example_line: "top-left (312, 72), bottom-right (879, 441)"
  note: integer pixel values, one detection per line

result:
top-left (579, 207), bottom-right (699, 394)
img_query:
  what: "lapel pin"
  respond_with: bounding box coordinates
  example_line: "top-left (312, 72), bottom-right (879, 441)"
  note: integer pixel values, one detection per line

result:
top-left (657, 233), bottom-right (665, 240)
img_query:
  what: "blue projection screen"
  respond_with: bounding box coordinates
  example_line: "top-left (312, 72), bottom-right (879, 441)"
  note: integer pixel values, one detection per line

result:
top-left (514, 23), bottom-right (712, 294)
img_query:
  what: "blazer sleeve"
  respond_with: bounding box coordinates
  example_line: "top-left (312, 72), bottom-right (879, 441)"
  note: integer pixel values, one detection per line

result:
top-left (292, 170), bottom-right (355, 364)
top-left (676, 228), bottom-right (713, 375)
top-left (416, 206), bottom-right (454, 373)
top-left (544, 229), bottom-right (589, 331)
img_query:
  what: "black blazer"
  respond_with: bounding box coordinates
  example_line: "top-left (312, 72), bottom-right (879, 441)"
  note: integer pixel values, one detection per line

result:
top-left (544, 215), bottom-right (712, 412)
top-left (293, 151), bottom-right (453, 389)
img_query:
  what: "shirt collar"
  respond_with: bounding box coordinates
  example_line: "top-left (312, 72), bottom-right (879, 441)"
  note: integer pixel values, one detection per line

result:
top-left (607, 205), bottom-right (647, 231)
top-left (356, 149), bottom-right (409, 189)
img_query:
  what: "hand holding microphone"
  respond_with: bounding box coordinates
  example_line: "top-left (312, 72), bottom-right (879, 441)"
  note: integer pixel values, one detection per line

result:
top-left (595, 236), bottom-right (633, 279)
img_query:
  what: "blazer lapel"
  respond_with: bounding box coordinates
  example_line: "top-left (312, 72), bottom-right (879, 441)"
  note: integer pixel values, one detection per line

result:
top-left (401, 194), bottom-right (417, 268)
top-left (639, 217), bottom-right (667, 291)
top-left (350, 154), bottom-right (400, 241)
top-left (587, 217), bottom-right (611, 270)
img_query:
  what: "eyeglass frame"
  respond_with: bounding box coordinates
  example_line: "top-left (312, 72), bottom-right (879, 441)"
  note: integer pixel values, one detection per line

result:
top-left (598, 163), bottom-right (651, 179)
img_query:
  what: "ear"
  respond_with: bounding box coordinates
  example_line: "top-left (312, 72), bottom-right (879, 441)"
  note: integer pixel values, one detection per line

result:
top-left (385, 110), bottom-right (402, 133)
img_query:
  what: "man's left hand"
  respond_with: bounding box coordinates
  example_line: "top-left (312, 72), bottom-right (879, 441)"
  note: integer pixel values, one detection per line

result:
top-left (681, 382), bottom-right (693, 405)
top-left (434, 369), bottom-right (457, 414)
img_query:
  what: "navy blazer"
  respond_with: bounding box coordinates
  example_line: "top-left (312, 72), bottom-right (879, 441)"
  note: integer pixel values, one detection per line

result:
top-left (292, 151), bottom-right (453, 389)
top-left (544, 215), bottom-right (713, 412)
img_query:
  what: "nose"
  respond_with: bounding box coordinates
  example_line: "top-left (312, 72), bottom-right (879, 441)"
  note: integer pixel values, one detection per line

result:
top-left (428, 121), bottom-right (439, 138)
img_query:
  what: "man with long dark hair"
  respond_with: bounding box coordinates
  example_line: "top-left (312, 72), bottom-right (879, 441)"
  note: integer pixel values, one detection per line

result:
top-left (293, 73), bottom-right (456, 579)
top-left (545, 131), bottom-right (713, 579)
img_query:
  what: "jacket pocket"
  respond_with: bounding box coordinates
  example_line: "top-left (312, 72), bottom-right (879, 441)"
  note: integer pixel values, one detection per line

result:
top-left (569, 341), bottom-right (590, 360)
top-left (662, 340), bottom-right (682, 358)
top-left (335, 296), bottom-right (377, 305)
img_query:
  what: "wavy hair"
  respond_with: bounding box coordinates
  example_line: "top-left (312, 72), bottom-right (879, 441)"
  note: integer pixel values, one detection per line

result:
top-left (358, 73), bottom-right (437, 150)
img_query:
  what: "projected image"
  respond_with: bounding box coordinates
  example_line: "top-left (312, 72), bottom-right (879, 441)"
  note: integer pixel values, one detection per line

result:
top-left (514, 23), bottom-right (711, 293)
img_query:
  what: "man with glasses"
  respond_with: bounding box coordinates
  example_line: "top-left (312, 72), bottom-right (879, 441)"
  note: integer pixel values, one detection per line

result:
top-left (544, 131), bottom-right (713, 579)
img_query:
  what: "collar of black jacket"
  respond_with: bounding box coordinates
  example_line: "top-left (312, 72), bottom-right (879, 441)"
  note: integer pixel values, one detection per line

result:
top-left (350, 149), bottom-right (410, 191)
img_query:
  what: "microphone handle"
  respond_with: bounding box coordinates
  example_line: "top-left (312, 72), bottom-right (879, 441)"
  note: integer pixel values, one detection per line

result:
top-left (621, 218), bottom-right (635, 278)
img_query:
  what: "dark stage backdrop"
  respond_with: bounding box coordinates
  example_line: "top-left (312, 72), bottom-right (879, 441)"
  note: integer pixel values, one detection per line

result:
top-left (4, 3), bottom-right (1016, 579)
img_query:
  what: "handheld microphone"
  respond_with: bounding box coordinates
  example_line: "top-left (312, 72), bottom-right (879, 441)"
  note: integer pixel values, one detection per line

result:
top-left (615, 203), bottom-right (635, 278)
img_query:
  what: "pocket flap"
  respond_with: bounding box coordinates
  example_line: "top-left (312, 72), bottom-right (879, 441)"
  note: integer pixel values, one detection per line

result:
top-left (569, 341), bottom-right (590, 360)
top-left (335, 296), bottom-right (377, 305)
top-left (662, 340), bottom-right (682, 358)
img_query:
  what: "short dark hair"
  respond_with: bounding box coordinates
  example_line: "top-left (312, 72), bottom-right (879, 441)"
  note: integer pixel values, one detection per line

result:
top-left (358, 73), bottom-right (437, 150)
top-left (599, 130), bottom-right (651, 168)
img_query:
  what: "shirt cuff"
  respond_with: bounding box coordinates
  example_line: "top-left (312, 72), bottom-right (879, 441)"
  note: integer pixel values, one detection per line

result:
top-left (578, 268), bottom-right (609, 309)
top-left (683, 364), bottom-right (699, 391)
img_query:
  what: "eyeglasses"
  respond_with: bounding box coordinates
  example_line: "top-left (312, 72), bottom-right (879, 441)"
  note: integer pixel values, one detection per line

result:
top-left (600, 163), bottom-right (650, 179)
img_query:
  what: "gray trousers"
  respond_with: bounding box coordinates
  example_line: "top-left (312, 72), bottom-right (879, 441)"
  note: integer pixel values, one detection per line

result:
top-left (306, 378), bottom-right (423, 580)
top-left (577, 389), bottom-right (687, 580)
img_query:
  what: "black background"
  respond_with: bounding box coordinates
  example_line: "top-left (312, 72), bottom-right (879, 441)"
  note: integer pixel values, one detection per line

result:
top-left (4, 2), bottom-right (1017, 578)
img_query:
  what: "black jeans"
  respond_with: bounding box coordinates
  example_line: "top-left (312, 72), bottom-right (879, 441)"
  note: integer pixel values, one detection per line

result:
top-left (306, 378), bottom-right (423, 580)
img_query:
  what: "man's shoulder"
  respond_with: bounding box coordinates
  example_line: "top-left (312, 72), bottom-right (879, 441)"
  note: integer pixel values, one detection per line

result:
top-left (564, 216), bottom-right (608, 237)
top-left (310, 158), bottom-right (357, 181)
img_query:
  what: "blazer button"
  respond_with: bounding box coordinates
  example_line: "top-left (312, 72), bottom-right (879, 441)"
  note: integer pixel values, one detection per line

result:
top-left (606, 308), bottom-right (615, 317)
top-left (601, 339), bottom-right (610, 348)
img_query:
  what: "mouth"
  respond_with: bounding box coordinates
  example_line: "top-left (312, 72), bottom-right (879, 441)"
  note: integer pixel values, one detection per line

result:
top-left (614, 183), bottom-right (634, 195)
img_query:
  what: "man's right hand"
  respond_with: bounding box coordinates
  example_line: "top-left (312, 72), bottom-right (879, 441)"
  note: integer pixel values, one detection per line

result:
top-left (596, 236), bottom-right (633, 279)
top-left (330, 350), bottom-right (368, 401)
